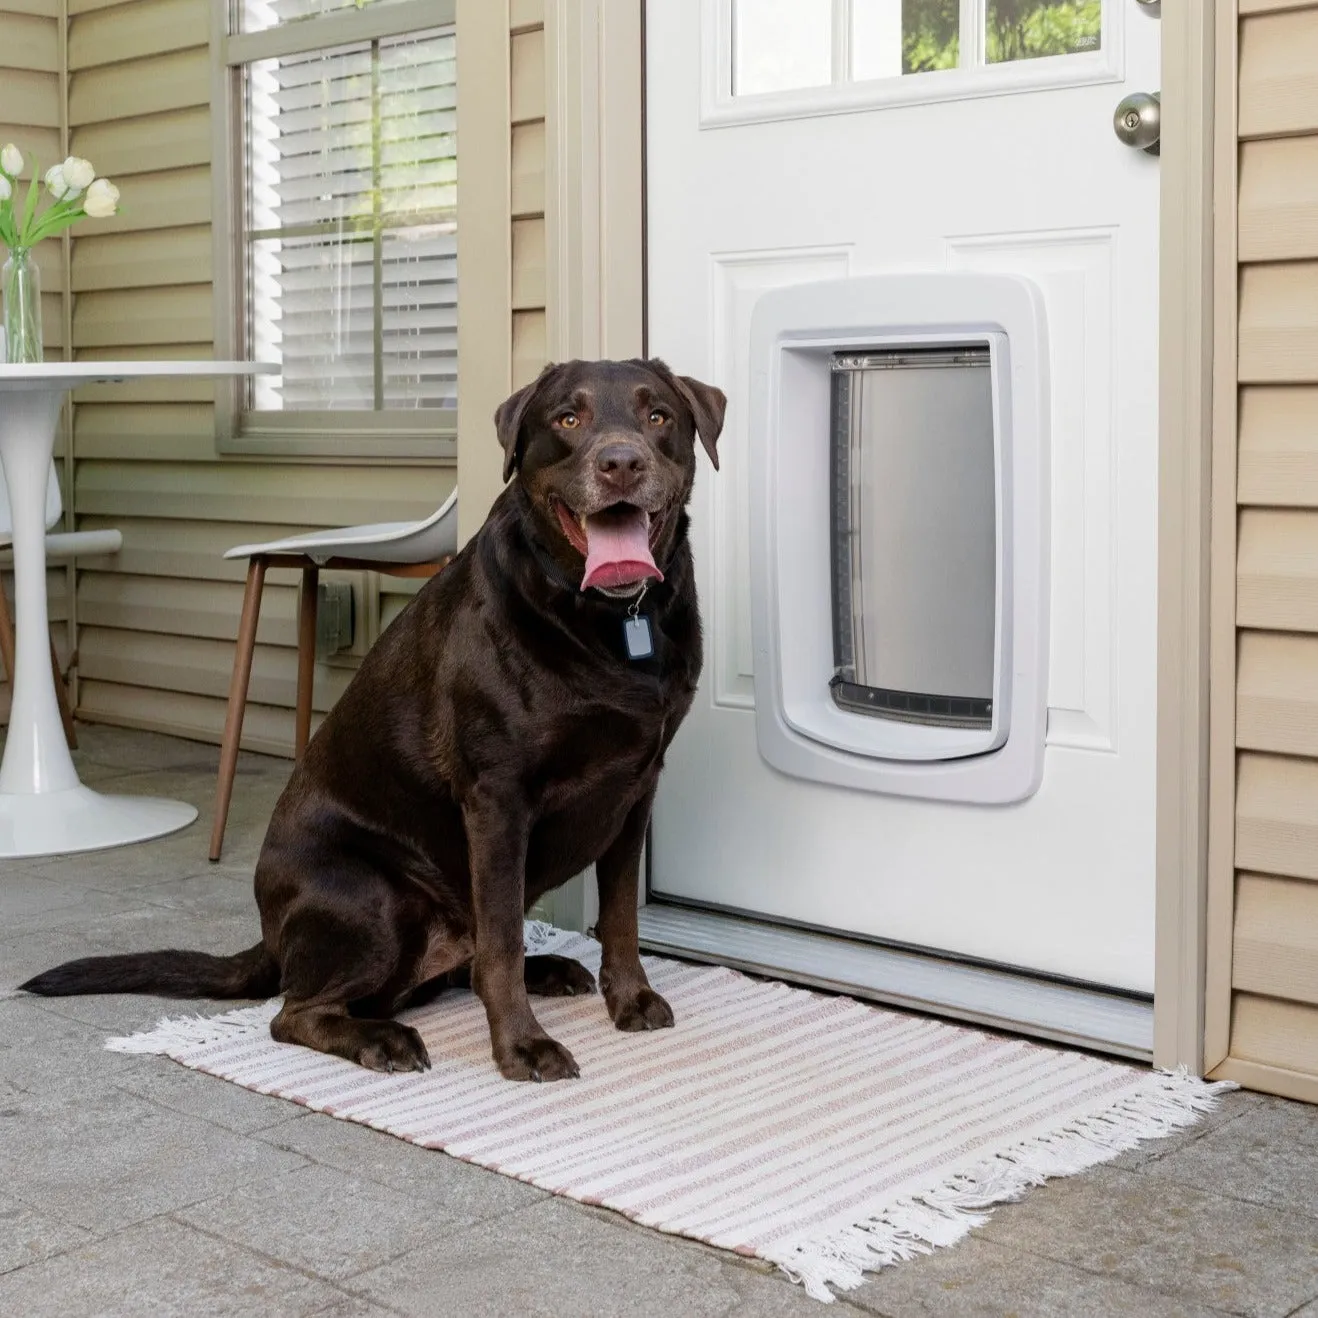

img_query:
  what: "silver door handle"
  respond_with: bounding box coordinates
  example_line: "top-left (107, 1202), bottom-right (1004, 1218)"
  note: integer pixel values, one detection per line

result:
top-left (1113, 91), bottom-right (1160, 155)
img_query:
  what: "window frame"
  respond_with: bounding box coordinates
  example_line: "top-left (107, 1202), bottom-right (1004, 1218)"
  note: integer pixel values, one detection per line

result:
top-left (704, 0), bottom-right (1123, 130)
top-left (212, 0), bottom-right (458, 461)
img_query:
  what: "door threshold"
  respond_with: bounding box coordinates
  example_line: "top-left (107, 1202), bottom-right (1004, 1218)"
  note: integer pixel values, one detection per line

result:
top-left (636, 904), bottom-right (1153, 1061)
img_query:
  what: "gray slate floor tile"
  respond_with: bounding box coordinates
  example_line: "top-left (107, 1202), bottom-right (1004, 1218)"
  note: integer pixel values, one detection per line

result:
top-left (715, 1258), bottom-right (871, 1315)
top-left (345, 1194), bottom-right (845, 1317)
top-left (253, 1109), bottom-right (548, 1219)
top-left (0, 867), bottom-right (129, 922)
top-left (975, 1164), bottom-right (1318, 1317)
top-left (0, 997), bottom-right (156, 1095)
top-left (0, 885), bottom-right (155, 947)
top-left (1107, 1089), bottom-right (1268, 1172)
top-left (0, 1216), bottom-right (384, 1318)
top-left (1133, 1094), bottom-right (1318, 1220)
top-left (126, 869), bottom-right (260, 920)
top-left (177, 1161), bottom-right (485, 1282)
top-left (848, 1233), bottom-right (1242, 1317)
top-left (0, 1082), bottom-right (307, 1233)
top-left (69, 723), bottom-right (229, 775)
top-left (0, 1192), bottom-right (95, 1278)
top-left (112, 1050), bottom-right (307, 1136)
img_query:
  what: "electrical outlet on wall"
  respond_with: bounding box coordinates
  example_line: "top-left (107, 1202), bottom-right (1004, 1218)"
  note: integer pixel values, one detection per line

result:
top-left (315, 580), bottom-right (355, 659)
top-left (318, 570), bottom-right (381, 666)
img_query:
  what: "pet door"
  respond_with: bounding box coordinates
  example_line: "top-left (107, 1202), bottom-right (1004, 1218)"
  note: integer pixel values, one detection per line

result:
top-left (747, 271), bottom-right (1049, 804)
top-left (830, 347), bottom-right (996, 731)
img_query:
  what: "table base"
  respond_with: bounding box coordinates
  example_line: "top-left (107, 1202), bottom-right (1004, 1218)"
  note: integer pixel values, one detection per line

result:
top-left (0, 785), bottom-right (198, 859)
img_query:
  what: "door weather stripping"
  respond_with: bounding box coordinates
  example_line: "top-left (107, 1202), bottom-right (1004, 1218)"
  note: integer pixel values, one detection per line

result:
top-left (637, 904), bottom-right (1154, 1061)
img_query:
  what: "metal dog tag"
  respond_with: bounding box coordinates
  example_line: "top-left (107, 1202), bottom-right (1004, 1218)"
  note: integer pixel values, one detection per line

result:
top-left (623, 614), bottom-right (654, 661)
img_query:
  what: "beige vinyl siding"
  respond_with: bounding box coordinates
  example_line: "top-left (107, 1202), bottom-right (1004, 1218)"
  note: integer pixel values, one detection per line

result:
top-left (0, 0), bottom-right (73, 724)
top-left (455, 0), bottom-right (547, 543)
top-left (1216, 0), bottom-right (1318, 1100)
top-left (60, 0), bottom-right (476, 755)
top-left (510, 11), bottom-right (547, 394)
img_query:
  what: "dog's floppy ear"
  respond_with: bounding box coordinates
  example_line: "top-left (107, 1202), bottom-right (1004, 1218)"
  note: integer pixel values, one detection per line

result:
top-left (494, 363), bottom-right (560, 483)
top-left (644, 358), bottom-right (726, 471)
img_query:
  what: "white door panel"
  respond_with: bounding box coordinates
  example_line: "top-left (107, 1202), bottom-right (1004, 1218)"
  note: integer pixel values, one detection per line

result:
top-left (647, 0), bottom-right (1161, 993)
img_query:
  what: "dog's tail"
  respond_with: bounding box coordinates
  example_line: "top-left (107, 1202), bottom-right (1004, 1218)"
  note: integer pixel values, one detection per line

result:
top-left (18, 942), bottom-right (279, 1000)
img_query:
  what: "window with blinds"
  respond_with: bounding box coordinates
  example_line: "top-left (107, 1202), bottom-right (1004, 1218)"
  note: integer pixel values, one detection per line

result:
top-left (227, 1), bottom-right (456, 452)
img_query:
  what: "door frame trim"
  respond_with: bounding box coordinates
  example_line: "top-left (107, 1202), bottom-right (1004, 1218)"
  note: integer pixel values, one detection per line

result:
top-left (544, 0), bottom-right (1217, 1073)
top-left (1154, 0), bottom-right (1216, 1074)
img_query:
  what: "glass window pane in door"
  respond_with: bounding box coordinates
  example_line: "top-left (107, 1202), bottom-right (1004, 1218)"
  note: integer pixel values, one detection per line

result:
top-left (985, 0), bottom-right (1101, 64)
top-left (732, 0), bottom-right (832, 96)
top-left (851, 0), bottom-right (903, 82)
top-left (900, 0), bottom-right (959, 74)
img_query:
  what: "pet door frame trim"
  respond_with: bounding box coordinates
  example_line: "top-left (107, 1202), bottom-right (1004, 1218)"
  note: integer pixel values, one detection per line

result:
top-left (747, 271), bottom-right (1050, 805)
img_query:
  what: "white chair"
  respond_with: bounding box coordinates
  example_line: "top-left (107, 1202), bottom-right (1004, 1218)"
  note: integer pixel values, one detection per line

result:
top-left (0, 458), bottom-right (123, 750)
top-left (209, 487), bottom-right (459, 860)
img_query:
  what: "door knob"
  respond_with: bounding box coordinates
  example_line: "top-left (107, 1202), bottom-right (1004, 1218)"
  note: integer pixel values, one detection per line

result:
top-left (1113, 91), bottom-right (1160, 155)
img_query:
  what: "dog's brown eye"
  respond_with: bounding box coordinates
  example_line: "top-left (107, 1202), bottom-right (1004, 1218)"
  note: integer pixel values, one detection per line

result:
top-left (648, 409), bottom-right (667, 426)
top-left (558, 412), bottom-right (580, 430)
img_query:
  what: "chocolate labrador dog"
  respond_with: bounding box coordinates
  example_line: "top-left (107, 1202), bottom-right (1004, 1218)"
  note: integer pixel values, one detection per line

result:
top-left (22, 358), bottom-right (724, 1083)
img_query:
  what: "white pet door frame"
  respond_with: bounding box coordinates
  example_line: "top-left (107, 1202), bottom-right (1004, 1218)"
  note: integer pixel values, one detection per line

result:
top-left (748, 271), bottom-right (1050, 804)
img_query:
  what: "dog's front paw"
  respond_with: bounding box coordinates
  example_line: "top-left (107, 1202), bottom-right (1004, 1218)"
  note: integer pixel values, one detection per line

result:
top-left (496, 1034), bottom-right (580, 1082)
top-left (608, 986), bottom-right (674, 1032)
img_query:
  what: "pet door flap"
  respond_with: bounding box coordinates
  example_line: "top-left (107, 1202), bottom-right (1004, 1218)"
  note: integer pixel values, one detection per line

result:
top-left (829, 348), bottom-right (996, 730)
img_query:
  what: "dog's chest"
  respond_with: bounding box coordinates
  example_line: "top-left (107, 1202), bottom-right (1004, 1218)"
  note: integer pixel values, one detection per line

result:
top-left (531, 685), bottom-right (680, 821)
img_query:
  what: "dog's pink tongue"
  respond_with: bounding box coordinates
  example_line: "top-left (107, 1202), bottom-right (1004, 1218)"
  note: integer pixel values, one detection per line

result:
top-left (581, 508), bottom-right (662, 591)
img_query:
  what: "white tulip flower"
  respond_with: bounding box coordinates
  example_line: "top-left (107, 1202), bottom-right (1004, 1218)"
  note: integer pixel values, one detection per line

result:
top-left (45, 164), bottom-right (69, 199)
top-left (62, 156), bottom-right (95, 192)
top-left (0, 176), bottom-right (11, 203)
top-left (0, 144), bottom-right (21, 177)
top-left (82, 178), bottom-right (120, 219)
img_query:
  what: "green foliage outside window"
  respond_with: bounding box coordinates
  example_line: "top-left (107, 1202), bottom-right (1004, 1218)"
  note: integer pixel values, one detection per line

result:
top-left (988, 0), bottom-right (1102, 63)
top-left (902, 0), bottom-right (959, 74)
top-left (901, 0), bottom-right (1101, 75)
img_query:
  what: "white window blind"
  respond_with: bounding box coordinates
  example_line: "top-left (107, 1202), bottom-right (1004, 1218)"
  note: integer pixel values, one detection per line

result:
top-left (241, 0), bottom-right (414, 35)
top-left (240, 21), bottom-right (456, 425)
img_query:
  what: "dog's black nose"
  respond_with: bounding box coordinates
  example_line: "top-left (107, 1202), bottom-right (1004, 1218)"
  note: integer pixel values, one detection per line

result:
top-left (595, 442), bottom-right (650, 491)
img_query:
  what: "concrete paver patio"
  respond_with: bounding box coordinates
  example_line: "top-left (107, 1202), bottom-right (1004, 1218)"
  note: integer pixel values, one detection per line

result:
top-left (2, 725), bottom-right (1315, 1317)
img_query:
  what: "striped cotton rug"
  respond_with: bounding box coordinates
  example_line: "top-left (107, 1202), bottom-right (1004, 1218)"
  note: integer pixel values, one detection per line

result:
top-left (108, 923), bottom-right (1231, 1302)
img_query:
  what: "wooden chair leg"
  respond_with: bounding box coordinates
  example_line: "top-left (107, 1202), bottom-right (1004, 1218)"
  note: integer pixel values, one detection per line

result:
top-left (50, 633), bottom-right (77, 750)
top-left (0, 580), bottom-right (15, 689)
top-left (295, 564), bottom-right (318, 761)
top-left (210, 556), bottom-right (267, 863)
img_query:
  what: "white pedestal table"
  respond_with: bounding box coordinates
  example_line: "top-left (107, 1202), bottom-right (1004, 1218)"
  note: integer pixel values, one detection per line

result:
top-left (0, 362), bottom-right (274, 858)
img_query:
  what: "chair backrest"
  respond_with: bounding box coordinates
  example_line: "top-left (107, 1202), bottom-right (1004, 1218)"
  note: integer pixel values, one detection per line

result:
top-left (0, 458), bottom-right (62, 536)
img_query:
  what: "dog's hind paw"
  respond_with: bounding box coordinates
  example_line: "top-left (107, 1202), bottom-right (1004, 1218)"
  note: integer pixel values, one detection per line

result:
top-left (524, 954), bottom-right (597, 997)
top-left (356, 1022), bottom-right (431, 1073)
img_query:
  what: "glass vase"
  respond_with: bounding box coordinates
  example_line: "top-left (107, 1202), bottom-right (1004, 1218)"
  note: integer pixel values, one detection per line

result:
top-left (2, 247), bottom-right (43, 364)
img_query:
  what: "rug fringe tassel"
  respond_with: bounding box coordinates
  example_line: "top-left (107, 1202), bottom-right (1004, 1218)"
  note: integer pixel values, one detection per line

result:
top-left (762, 1067), bottom-right (1237, 1303)
top-left (523, 918), bottom-right (578, 955)
top-left (106, 1000), bottom-right (279, 1055)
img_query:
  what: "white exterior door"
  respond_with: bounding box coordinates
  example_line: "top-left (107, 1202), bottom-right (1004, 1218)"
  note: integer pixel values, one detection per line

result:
top-left (646, 0), bottom-right (1162, 999)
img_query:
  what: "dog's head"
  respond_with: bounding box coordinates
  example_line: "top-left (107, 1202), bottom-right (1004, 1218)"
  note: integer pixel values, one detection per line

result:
top-left (494, 358), bottom-right (725, 596)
